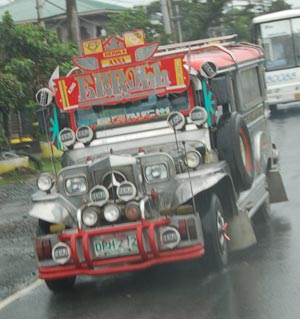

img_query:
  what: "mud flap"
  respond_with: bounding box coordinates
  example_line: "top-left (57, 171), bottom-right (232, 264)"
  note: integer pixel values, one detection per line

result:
top-left (268, 169), bottom-right (288, 203)
top-left (228, 211), bottom-right (257, 251)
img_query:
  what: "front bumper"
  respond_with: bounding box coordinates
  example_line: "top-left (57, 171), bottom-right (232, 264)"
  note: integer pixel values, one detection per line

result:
top-left (37, 218), bottom-right (205, 280)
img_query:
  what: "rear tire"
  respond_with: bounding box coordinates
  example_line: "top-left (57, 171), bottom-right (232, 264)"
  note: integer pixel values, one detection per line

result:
top-left (36, 219), bottom-right (76, 293)
top-left (269, 104), bottom-right (278, 115)
top-left (201, 194), bottom-right (228, 270)
top-left (254, 174), bottom-right (271, 224)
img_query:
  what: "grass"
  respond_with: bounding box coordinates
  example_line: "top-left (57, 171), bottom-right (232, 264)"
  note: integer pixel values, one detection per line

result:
top-left (0, 157), bottom-right (62, 185)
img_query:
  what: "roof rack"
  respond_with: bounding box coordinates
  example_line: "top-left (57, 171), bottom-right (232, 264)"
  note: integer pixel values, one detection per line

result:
top-left (157, 34), bottom-right (238, 54)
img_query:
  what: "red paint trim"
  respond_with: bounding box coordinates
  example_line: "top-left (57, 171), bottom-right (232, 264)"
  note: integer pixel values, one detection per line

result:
top-left (38, 219), bottom-right (205, 280)
top-left (136, 222), bottom-right (147, 260)
top-left (240, 128), bottom-right (252, 173)
top-left (69, 112), bottom-right (77, 131)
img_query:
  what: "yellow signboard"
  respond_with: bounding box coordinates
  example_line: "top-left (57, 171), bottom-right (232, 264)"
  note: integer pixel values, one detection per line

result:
top-left (124, 30), bottom-right (145, 47)
top-left (82, 38), bottom-right (103, 55)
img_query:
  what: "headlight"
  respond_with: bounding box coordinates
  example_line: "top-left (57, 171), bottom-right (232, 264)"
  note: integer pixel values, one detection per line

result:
top-left (125, 202), bottom-right (141, 221)
top-left (103, 204), bottom-right (121, 222)
top-left (145, 163), bottom-right (168, 182)
top-left (82, 207), bottom-right (98, 227)
top-left (65, 176), bottom-right (87, 194)
top-left (184, 151), bottom-right (202, 168)
top-left (37, 173), bottom-right (54, 192)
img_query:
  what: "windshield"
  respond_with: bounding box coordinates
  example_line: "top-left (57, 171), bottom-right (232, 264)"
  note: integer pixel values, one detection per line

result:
top-left (75, 91), bottom-right (190, 130)
top-left (258, 18), bottom-right (300, 71)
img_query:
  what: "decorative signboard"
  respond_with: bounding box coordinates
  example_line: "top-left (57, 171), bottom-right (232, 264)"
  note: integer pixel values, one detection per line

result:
top-left (53, 30), bottom-right (190, 112)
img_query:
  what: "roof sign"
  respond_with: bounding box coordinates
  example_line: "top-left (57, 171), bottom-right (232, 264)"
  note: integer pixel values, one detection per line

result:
top-left (54, 30), bottom-right (189, 112)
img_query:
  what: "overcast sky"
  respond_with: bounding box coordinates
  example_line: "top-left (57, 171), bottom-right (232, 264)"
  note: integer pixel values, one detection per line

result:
top-left (95, 0), bottom-right (300, 8)
top-left (0, 0), bottom-right (298, 9)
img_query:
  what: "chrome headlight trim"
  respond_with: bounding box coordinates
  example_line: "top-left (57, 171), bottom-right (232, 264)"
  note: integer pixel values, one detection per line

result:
top-left (184, 150), bottom-right (202, 168)
top-left (82, 207), bottom-right (98, 227)
top-left (37, 173), bottom-right (54, 192)
top-left (65, 175), bottom-right (87, 195)
top-left (103, 204), bottom-right (121, 223)
top-left (144, 163), bottom-right (169, 183)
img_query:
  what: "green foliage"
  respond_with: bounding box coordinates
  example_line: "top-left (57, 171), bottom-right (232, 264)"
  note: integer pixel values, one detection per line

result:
top-left (106, 7), bottom-right (166, 43)
top-left (106, 1), bottom-right (229, 42)
top-left (0, 11), bottom-right (78, 138)
top-left (268, 0), bottom-right (291, 13)
top-left (0, 72), bottom-right (24, 113)
top-left (224, 0), bottom-right (291, 41)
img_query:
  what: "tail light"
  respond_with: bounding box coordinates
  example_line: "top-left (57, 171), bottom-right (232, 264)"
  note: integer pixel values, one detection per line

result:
top-left (187, 218), bottom-right (197, 240)
top-left (36, 239), bottom-right (52, 261)
top-left (178, 220), bottom-right (188, 240)
top-left (178, 219), bottom-right (198, 241)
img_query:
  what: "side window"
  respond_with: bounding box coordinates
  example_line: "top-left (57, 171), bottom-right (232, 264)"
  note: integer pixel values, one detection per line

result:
top-left (238, 67), bottom-right (263, 113)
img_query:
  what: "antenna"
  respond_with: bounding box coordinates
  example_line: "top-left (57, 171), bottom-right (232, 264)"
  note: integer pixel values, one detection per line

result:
top-left (182, 141), bottom-right (197, 214)
top-left (41, 105), bottom-right (57, 178)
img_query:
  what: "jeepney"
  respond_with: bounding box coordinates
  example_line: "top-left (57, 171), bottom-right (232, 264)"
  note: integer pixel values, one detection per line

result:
top-left (30, 30), bottom-right (287, 292)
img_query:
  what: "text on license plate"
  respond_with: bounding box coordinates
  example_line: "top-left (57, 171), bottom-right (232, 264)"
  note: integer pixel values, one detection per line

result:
top-left (93, 234), bottom-right (139, 257)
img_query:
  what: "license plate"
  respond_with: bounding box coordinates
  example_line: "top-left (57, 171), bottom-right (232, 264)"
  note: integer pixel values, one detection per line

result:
top-left (295, 93), bottom-right (300, 99)
top-left (93, 233), bottom-right (139, 257)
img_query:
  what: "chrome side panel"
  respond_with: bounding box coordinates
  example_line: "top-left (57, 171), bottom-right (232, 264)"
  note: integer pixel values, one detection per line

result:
top-left (238, 174), bottom-right (268, 218)
top-left (171, 162), bottom-right (230, 207)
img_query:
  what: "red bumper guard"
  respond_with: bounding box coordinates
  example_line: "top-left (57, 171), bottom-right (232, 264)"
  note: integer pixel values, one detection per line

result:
top-left (39, 218), bottom-right (205, 279)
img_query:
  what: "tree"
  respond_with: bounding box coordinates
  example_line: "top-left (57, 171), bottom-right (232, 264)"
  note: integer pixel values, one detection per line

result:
top-left (268, 0), bottom-right (291, 13)
top-left (0, 72), bottom-right (24, 141)
top-left (106, 1), bottom-right (231, 43)
top-left (224, 0), bottom-right (291, 41)
top-left (106, 7), bottom-right (166, 43)
top-left (0, 11), bottom-right (78, 139)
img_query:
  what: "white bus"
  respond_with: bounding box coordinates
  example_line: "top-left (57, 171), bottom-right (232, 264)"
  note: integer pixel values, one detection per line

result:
top-left (253, 9), bottom-right (300, 112)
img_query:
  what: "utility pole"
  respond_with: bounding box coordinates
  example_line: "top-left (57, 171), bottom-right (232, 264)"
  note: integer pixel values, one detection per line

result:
top-left (160, 0), bottom-right (172, 35)
top-left (174, 1), bottom-right (183, 42)
top-left (35, 0), bottom-right (45, 26)
top-left (66, 0), bottom-right (81, 45)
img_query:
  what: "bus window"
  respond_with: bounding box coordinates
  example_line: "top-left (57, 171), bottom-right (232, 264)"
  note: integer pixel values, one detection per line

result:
top-left (261, 20), bottom-right (296, 71)
top-left (292, 18), bottom-right (300, 65)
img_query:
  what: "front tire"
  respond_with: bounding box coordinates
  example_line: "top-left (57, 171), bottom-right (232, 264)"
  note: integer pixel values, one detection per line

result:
top-left (201, 194), bottom-right (228, 270)
top-left (254, 174), bottom-right (271, 224)
top-left (45, 277), bottom-right (76, 293)
top-left (36, 220), bottom-right (76, 293)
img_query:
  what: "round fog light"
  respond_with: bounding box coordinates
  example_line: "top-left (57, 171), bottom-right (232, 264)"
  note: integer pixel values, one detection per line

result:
top-left (104, 204), bottom-right (120, 222)
top-left (37, 173), bottom-right (53, 192)
top-left (184, 151), bottom-right (201, 168)
top-left (125, 202), bottom-right (141, 221)
top-left (82, 207), bottom-right (98, 227)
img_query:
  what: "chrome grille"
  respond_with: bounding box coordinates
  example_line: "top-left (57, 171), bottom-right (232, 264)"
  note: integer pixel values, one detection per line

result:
top-left (93, 165), bottom-right (136, 186)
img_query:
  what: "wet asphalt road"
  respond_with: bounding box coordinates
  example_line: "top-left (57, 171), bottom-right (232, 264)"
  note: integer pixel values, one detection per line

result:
top-left (1, 107), bottom-right (300, 319)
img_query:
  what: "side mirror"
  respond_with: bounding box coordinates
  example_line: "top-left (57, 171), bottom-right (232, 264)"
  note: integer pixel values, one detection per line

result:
top-left (210, 76), bottom-right (231, 105)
